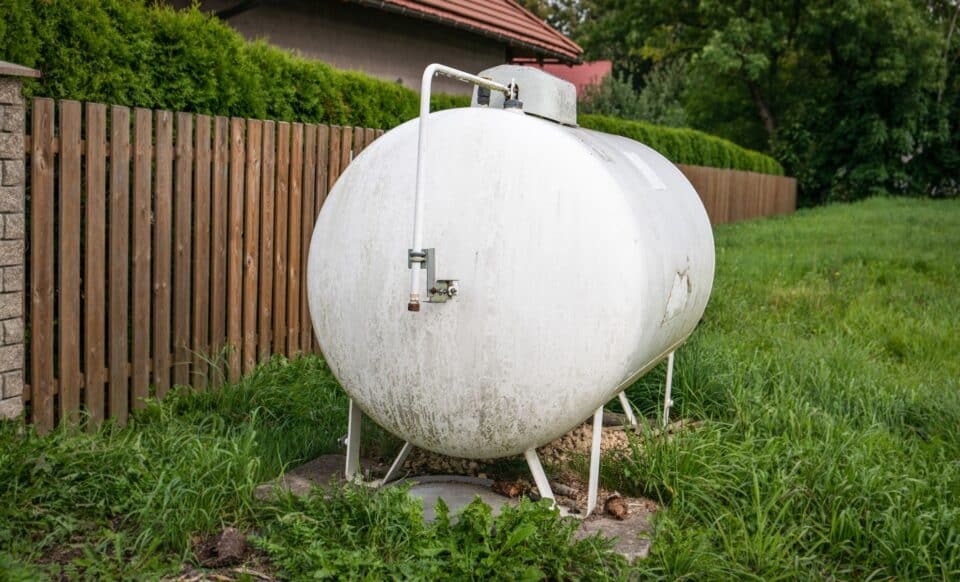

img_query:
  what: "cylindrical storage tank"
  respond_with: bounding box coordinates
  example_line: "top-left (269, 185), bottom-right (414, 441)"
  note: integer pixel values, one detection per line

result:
top-left (308, 106), bottom-right (714, 459)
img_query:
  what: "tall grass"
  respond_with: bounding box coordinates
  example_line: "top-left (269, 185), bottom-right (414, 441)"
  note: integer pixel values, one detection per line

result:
top-left (0, 356), bottom-right (348, 576)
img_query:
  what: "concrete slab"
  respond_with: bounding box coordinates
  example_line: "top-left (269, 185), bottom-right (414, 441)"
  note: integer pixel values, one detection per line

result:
top-left (398, 476), bottom-right (514, 521)
top-left (256, 454), bottom-right (655, 561)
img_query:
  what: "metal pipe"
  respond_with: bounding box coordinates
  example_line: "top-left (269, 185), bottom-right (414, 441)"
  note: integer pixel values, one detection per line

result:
top-left (662, 351), bottom-right (675, 427)
top-left (408, 64), bottom-right (511, 311)
top-left (586, 406), bottom-right (604, 515)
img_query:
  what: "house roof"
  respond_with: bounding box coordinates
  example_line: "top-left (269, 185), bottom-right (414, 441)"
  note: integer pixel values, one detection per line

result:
top-left (526, 60), bottom-right (612, 95)
top-left (347, 0), bottom-right (582, 63)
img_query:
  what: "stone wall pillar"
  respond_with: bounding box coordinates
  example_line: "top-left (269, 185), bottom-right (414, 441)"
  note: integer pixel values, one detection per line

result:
top-left (0, 62), bottom-right (40, 420)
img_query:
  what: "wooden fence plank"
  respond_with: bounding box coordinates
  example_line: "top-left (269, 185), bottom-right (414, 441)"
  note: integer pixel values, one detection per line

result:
top-left (242, 120), bottom-right (262, 373)
top-left (227, 118), bottom-right (245, 381)
top-left (286, 124), bottom-right (303, 355)
top-left (352, 126), bottom-right (364, 157)
top-left (258, 121), bottom-right (276, 361)
top-left (30, 98), bottom-right (55, 432)
top-left (58, 100), bottom-right (82, 424)
top-left (339, 126), bottom-right (352, 174)
top-left (193, 115), bottom-right (212, 383)
top-left (299, 125), bottom-right (316, 353)
top-left (272, 123), bottom-right (290, 356)
top-left (131, 108), bottom-right (152, 407)
top-left (315, 125), bottom-right (330, 220)
top-left (364, 128), bottom-right (375, 153)
top-left (210, 116), bottom-right (229, 381)
top-left (153, 111), bottom-right (173, 397)
top-left (173, 113), bottom-right (193, 387)
top-left (325, 126), bottom-right (341, 209)
top-left (84, 103), bottom-right (107, 429)
top-left (109, 105), bottom-right (131, 425)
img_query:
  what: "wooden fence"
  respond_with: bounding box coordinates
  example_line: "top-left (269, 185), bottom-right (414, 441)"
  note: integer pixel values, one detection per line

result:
top-left (26, 98), bottom-right (381, 431)
top-left (679, 164), bottom-right (796, 224)
top-left (23, 98), bottom-right (795, 432)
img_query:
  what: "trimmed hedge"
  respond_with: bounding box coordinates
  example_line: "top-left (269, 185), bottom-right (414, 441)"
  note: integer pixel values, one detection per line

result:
top-left (579, 114), bottom-right (784, 175)
top-left (0, 0), bottom-right (782, 174)
top-left (0, 0), bottom-right (430, 128)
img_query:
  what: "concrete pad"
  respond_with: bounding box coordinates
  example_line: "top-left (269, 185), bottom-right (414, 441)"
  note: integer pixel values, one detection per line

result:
top-left (398, 476), bottom-right (515, 521)
top-left (256, 454), bottom-right (655, 561)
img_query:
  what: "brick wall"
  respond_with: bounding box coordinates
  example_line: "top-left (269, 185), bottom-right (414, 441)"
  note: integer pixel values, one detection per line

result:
top-left (0, 76), bottom-right (25, 419)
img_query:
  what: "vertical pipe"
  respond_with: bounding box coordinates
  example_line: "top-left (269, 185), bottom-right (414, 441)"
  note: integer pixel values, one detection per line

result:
top-left (586, 406), bottom-right (604, 515)
top-left (408, 64), bottom-right (510, 311)
top-left (345, 399), bottom-right (362, 481)
top-left (663, 351), bottom-right (676, 427)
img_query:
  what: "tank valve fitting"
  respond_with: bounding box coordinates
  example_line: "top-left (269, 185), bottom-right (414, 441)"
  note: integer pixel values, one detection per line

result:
top-left (407, 294), bottom-right (421, 312)
top-left (408, 248), bottom-right (458, 309)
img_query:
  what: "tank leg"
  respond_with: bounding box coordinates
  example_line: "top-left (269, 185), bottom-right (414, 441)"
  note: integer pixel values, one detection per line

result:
top-left (618, 391), bottom-right (638, 429)
top-left (586, 406), bottom-right (604, 516)
top-left (382, 441), bottom-right (414, 484)
top-left (662, 351), bottom-right (675, 428)
top-left (524, 448), bottom-right (555, 503)
top-left (345, 399), bottom-right (362, 481)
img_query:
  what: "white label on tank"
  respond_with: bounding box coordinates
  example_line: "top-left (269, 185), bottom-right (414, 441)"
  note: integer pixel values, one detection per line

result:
top-left (624, 151), bottom-right (666, 190)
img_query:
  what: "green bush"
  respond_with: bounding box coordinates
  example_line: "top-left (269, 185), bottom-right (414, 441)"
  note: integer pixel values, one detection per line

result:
top-left (580, 113), bottom-right (784, 175)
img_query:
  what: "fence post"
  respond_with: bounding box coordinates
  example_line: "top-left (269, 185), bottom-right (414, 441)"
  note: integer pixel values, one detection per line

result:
top-left (0, 62), bottom-right (39, 420)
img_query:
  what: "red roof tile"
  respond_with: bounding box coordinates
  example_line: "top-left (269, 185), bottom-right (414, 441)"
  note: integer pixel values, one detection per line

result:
top-left (348, 0), bottom-right (582, 63)
top-left (526, 60), bottom-right (612, 95)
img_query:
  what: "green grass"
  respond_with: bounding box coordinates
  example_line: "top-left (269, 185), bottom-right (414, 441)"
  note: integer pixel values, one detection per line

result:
top-left (1, 196), bottom-right (958, 579)
top-left (620, 196), bottom-right (960, 579)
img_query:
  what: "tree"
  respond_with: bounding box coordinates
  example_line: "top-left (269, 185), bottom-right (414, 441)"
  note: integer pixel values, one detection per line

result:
top-left (578, 0), bottom-right (950, 203)
top-left (514, 0), bottom-right (592, 38)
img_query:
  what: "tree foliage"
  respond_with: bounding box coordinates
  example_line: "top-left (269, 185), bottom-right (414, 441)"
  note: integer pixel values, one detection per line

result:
top-left (514, 0), bottom-right (592, 37)
top-left (580, 62), bottom-right (688, 127)
top-left (578, 0), bottom-right (959, 203)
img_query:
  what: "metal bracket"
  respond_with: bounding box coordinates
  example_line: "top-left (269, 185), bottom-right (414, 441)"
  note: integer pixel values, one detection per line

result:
top-left (408, 248), bottom-right (459, 304)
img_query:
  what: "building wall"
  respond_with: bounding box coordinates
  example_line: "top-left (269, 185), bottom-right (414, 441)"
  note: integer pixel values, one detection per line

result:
top-left (171, 0), bottom-right (507, 95)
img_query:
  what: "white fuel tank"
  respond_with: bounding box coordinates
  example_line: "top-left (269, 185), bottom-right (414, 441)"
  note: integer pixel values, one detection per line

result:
top-left (307, 106), bottom-right (714, 459)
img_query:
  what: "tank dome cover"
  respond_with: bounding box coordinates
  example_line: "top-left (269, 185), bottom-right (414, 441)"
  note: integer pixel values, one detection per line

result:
top-left (471, 65), bottom-right (577, 126)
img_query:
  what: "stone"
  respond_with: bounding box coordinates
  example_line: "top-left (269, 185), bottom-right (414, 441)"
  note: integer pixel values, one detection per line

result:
top-left (0, 343), bottom-right (22, 371)
top-left (0, 396), bottom-right (23, 419)
top-left (2, 370), bottom-right (22, 398)
top-left (2, 214), bottom-right (23, 240)
top-left (0, 240), bottom-right (22, 266)
top-left (0, 132), bottom-right (23, 158)
top-left (0, 79), bottom-right (22, 106)
top-left (254, 454), bottom-right (385, 500)
top-left (2, 105), bottom-right (24, 133)
top-left (604, 494), bottom-right (629, 520)
top-left (0, 186), bottom-right (23, 212)
top-left (197, 527), bottom-right (247, 568)
top-left (3, 266), bottom-right (23, 291)
top-left (1, 160), bottom-right (23, 186)
top-left (3, 318), bottom-right (22, 344)
top-left (0, 292), bottom-right (21, 319)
